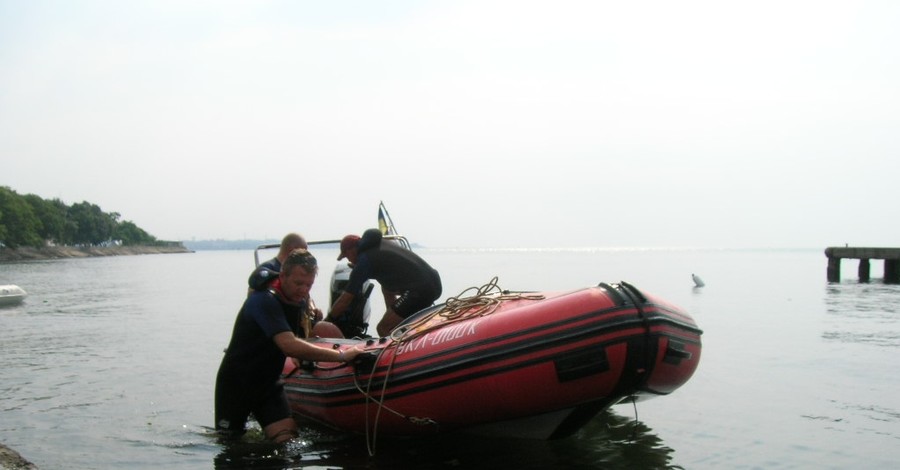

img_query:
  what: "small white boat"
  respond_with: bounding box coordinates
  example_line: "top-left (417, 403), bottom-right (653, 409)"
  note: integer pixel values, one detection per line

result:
top-left (0, 285), bottom-right (27, 306)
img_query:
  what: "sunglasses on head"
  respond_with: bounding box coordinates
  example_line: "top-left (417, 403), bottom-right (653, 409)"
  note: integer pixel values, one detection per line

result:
top-left (287, 248), bottom-right (318, 267)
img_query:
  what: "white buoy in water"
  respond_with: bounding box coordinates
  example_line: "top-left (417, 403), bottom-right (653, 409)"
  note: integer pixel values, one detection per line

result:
top-left (0, 285), bottom-right (28, 306)
top-left (692, 274), bottom-right (705, 288)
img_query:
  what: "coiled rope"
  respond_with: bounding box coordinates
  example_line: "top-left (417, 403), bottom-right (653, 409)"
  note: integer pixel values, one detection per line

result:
top-left (355, 277), bottom-right (545, 455)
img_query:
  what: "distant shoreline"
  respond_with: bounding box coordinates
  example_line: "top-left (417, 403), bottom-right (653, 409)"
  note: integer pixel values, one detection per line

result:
top-left (0, 244), bottom-right (193, 262)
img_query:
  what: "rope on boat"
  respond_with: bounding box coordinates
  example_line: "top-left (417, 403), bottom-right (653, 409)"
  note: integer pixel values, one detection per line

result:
top-left (355, 277), bottom-right (545, 456)
top-left (390, 276), bottom-right (545, 342)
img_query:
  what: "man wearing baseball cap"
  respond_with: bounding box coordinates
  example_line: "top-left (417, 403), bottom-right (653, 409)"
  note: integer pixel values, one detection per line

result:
top-left (330, 228), bottom-right (442, 336)
top-left (336, 234), bottom-right (361, 262)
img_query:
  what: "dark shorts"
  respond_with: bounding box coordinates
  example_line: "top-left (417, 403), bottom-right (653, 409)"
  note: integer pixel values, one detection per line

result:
top-left (392, 290), bottom-right (438, 318)
top-left (214, 380), bottom-right (291, 438)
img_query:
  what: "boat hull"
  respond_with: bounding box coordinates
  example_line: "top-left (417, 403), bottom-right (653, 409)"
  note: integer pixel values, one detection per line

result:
top-left (283, 281), bottom-right (702, 439)
top-left (0, 285), bottom-right (27, 307)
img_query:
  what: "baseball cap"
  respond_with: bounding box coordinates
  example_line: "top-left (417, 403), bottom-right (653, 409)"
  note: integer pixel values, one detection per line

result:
top-left (337, 234), bottom-right (360, 260)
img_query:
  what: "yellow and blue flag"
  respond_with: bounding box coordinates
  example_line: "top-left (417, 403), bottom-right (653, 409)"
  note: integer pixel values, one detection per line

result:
top-left (378, 201), bottom-right (397, 235)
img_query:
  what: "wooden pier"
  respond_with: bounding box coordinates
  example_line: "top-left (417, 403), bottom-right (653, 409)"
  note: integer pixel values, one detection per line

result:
top-left (825, 247), bottom-right (900, 283)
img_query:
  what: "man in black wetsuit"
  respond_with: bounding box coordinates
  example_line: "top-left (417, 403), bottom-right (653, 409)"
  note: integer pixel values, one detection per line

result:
top-left (328, 228), bottom-right (442, 337)
top-left (247, 232), bottom-right (307, 292)
top-left (215, 249), bottom-right (364, 443)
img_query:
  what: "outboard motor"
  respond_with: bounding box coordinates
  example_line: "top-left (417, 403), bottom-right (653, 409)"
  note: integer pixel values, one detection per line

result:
top-left (329, 261), bottom-right (374, 338)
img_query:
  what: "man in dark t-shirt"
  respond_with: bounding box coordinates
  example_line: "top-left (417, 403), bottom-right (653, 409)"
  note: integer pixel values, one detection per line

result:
top-left (328, 228), bottom-right (442, 336)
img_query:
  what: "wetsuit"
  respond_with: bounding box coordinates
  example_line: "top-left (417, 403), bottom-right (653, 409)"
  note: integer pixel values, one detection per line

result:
top-left (248, 257), bottom-right (280, 291)
top-left (214, 287), bottom-right (308, 437)
top-left (345, 241), bottom-right (442, 318)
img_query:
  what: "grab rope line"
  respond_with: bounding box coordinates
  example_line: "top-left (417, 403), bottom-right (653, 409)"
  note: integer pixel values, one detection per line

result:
top-left (354, 277), bottom-right (545, 456)
top-left (391, 276), bottom-right (545, 342)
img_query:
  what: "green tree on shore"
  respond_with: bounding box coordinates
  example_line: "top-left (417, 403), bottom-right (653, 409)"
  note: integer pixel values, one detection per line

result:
top-left (23, 193), bottom-right (70, 244)
top-left (0, 187), bottom-right (43, 248)
top-left (0, 186), bottom-right (160, 249)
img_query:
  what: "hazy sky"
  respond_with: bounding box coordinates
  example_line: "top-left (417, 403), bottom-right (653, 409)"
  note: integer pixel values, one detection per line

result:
top-left (2, 1), bottom-right (898, 248)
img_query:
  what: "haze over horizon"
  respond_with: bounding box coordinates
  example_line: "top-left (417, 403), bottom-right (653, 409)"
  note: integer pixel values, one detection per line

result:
top-left (3, 1), bottom-right (898, 249)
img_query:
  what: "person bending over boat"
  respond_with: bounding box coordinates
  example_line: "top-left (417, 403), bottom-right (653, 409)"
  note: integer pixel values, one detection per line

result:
top-left (247, 232), bottom-right (308, 293)
top-left (328, 228), bottom-right (442, 337)
top-left (216, 248), bottom-right (364, 443)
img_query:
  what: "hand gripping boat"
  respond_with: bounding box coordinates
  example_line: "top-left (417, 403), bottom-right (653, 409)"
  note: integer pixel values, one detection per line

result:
top-left (281, 278), bottom-right (702, 440)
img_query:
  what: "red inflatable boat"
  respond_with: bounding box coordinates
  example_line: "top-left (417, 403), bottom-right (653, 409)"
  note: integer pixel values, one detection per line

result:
top-left (281, 279), bottom-right (702, 440)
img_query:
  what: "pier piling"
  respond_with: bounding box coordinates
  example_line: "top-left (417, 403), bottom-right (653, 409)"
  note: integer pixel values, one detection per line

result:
top-left (825, 247), bottom-right (900, 283)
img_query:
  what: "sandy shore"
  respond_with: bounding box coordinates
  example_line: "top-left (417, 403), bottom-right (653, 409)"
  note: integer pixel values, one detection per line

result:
top-left (0, 443), bottom-right (37, 469)
top-left (0, 245), bottom-right (192, 262)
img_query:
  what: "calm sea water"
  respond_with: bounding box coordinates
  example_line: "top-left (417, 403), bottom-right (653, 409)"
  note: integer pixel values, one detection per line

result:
top-left (1, 247), bottom-right (898, 469)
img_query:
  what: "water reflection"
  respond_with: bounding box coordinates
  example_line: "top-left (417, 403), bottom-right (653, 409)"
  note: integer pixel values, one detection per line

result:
top-left (824, 283), bottom-right (900, 347)
top-left (213, 410), bottom-right (677, 470)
